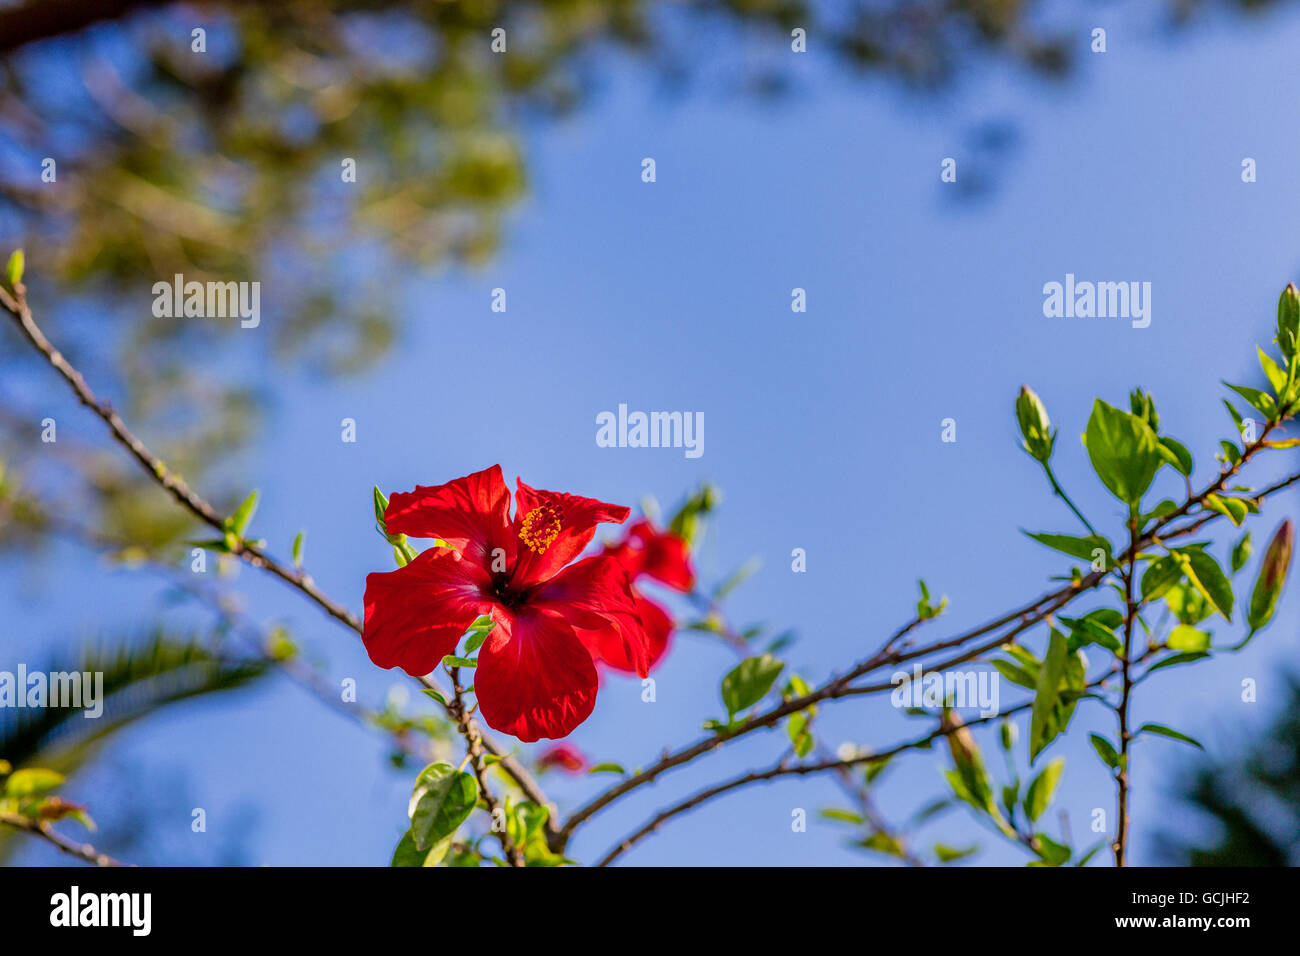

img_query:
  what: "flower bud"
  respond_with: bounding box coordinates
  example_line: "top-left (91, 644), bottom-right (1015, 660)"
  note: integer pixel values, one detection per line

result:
top-left (1015, 385), bottom-right (1055, 462)
top-left (1277, 283), bottom-right (1300, 360)
top-left (1248, 519), bottom-right (1293, 633)
top-left (5, 248), bottom-right (24, 288)
top-left (999, 719), bottom-right (1018, 752)
top-left (1129, 388), bottom-right (1159, 432)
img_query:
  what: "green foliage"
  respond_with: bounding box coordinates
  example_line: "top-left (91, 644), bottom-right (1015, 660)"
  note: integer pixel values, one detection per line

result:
top-left (916, 579), bottom-right (948, 620)
top-left (720, 655), bottom-right (785, 721)
top-left (408, 762), bottom-right (478, 853)
top-left (1159, 675), bottom-right (1300, 866)
top-left (0, 632), bottom-right (267, 775)
top-left (1024, 758), bottom-right (1064, 822)
top-left (1082, 399), bottom-right (1162, 508)
top-left (4, 249), bottom-right (23, 287)
top-left (1029, 630), bottom-right (1080, 762)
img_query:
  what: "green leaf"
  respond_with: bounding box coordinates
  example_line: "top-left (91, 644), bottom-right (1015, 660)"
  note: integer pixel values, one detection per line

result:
top-left (787, 711), bottom-right (814, 757)
top-left (1222, 399), bottom-right (1245, 433)
top-left (1204, 494), bottom-right (1248, 527)
top-left (1082, 399), bottom-right (1162, 507)
top-left (1157, 436), bottom-right (1193, 477)
top-left (820, 808), bottom-right (865, 825)
top-left (291, 530), bottom-right (305, 569)
top-left (1137, 723), bottom-right (1203, 749)
top-left (1224, 383), bottom-right (1277, 420)
top-left (464, 618), bottom-right (495, 653)
top-left (859, 832), bottom-right (906, 857)
top-left (991, 658), bottom-right (1037, 690)
top-left (1167, 624), bottom-right (1211, 652)
top-left (1033, 833), bottom-right (1072, 867)
top-left (1029, 630), bottom-right (1068, 762)
top-left (915, 579), bottom-right (948, 620)
top-left (1231, 531), bottom-right (1252, 573)
top-left (409, 762), bottom-right (478, 851)
top-left (713, 557), bottom-right (761, 601)
top-left (1140, 555), bottom-right (1183, 602)
top-left (1140, 499), bottom-right (1179, 525)
top-left (1089, 733), bottom-right (1121, 770)
top-left (1259, 346), bottom-right (1288, 395)
top-left (720, 654), bottom-right (785, 718)
top-left (373, 486), bottom-right (389, 528)
top-left (1025, 532), bottom-right (1112, 568)
top-left (934, 843), bottom-right (979, 863)
top-left (442, 655), bottom-right (477, 669)
top-left (421, 688), bottom-right (447, 706)
top-left (5, 249), bottom-right (24, 287)
top-left (391, 829), bottom-right (447, 867)
top-left (1058, 614), bottom-right (1121, 653)
top-left (1175, 548), bottom-right (1234, 621)
top-left (4, 767), bottom-right (64, 798)
top-left (587, 763), bottom-right (626, 776)
top-left (1003, 644), bottom-right (1041, 678)
top-left (1023, 758), bottom-right (1064, 822)
top-left (1145, 651), bottom-right (1210, 674)
top-left (225, 490), bottom-right (259, 536)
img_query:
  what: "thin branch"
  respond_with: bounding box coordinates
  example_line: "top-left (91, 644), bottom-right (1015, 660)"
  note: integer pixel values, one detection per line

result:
top-left (595, 697), bottom-right (1045, 866)
top-left (0, 811), bottom-right (128, 867)
top-left (1113, 517), bottom-right (1139, 867)
top-left (0, 280), bottom-right (558, 837)
top-left (447, 668), bottom-right (524, 867)
top-left (561, 436), bottom-right (1300, 850)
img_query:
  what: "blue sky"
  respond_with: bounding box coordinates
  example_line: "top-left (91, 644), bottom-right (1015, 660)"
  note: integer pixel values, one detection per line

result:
top-left (8, 3), bottom-right (1300, 866)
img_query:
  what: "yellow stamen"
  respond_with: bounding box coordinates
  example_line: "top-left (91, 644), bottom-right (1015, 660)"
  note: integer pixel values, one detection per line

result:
top-left (518, 504), bottom-right (563, 554)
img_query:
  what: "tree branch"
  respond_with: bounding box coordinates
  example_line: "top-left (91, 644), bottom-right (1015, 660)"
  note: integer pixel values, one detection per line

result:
top-left (447, 668), bottom-right (525, 867)
top-left (0, 281), bottom-right (558, 839)
top-left (0, 811), bottom-right (128, 866)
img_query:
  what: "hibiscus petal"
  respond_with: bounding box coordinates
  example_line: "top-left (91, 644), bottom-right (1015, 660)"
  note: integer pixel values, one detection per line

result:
top-left (363, 548), bottom-right (492, 677)
top-left (587, 594), bottom-right (673, 674)
top-left (384, 465), bottom-right (513, 568)
top-left (605, 519), bottom-right (695, 592)
top-left (510, 478), bottom-right (629, 586)
top-left (475, 607), bottom-right (599, 742)
top-left (535, 555), bottom-right (650, 677)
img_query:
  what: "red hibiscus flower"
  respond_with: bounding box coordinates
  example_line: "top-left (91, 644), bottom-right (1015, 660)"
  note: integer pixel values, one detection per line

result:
top-left (537, 743), bottom-right (587, 774)
top-left (362, 466), bottom-right (649, 742)
top-left (591, 519), bottom-right (695, 673)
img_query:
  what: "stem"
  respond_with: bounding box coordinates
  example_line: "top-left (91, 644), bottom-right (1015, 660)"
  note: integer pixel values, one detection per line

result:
top-left (448, 669), bottom-right (525, 867)
top-left (1043, 462), bottom-right (1097, 536)
top-left (0, 281), bottom-right (558, 839)
top-left (1114, 515), bottom-right (1139, 867)
top-left (0, 811), bottom-right (128, 866)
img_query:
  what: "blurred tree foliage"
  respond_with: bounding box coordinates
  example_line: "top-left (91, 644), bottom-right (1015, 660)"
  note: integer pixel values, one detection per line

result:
top-left (0, 0), bottom-right (1291, 864)
top-left (1157, 675), bottom-right (1300, 866)
top-left (0, 0), bottom-right (1286, 554)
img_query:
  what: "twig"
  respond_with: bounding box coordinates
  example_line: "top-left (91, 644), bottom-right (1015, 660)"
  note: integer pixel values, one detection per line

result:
top-left (0, 280), bottom-right (558, 838)
top-left (446, 668), bottom-right (525, 866)
top-left (594, 697), bottom-right (1045, 866)
top-left (0, 811), bottom-right (128, 867)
